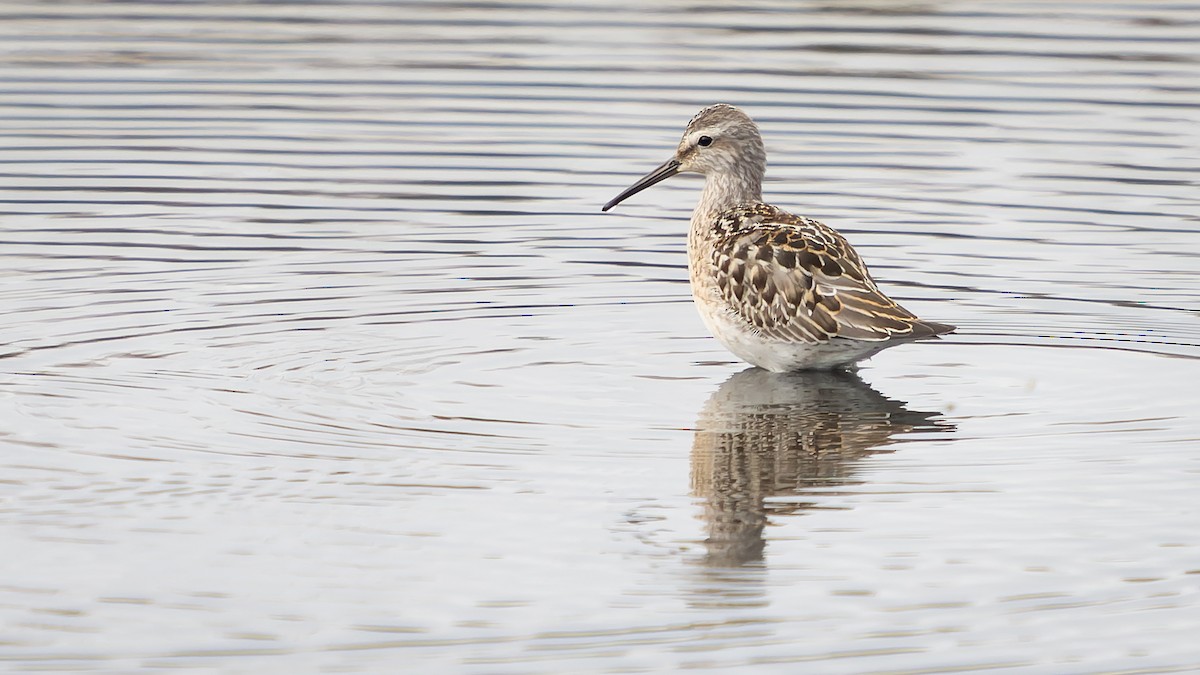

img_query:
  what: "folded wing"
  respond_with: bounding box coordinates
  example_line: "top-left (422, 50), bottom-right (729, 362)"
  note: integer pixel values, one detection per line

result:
top-left (709, 205), bottom-right (953, 343)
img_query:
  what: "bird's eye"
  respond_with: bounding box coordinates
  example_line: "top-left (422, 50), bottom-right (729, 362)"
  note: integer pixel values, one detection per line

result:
top-left (697, 135), bottom-right (713, 147)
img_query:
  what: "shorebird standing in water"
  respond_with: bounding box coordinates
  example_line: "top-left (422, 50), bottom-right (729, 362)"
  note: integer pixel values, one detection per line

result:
top-left (602, 104), bottom-right (953, 371)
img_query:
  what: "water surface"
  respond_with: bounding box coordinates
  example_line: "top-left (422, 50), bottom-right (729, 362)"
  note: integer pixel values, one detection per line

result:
top-left (2, 1), bottom-right (1199, 672)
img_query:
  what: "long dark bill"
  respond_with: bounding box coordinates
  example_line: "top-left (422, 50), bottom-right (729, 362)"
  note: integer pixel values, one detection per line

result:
top-left (601, 158), bottom-right (681, 212)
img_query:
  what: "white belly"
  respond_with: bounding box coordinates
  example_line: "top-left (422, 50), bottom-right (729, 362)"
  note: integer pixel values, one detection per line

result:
top-left (691, 287), bottom-right (888, 372)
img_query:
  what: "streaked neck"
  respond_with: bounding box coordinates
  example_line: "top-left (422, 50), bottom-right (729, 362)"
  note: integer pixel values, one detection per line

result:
top-left (693, 168), bottom-right (763, 225)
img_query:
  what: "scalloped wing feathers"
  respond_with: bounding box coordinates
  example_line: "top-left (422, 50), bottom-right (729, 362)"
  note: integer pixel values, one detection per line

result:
top-left (709, 204), bottom-right (953, 344)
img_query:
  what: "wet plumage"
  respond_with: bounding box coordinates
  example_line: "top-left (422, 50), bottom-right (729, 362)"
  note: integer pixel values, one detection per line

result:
top-left (603, 104), bottom-right (953, 371)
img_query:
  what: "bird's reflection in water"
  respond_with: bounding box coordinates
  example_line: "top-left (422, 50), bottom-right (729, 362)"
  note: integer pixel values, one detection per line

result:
top-left (688, 368), bottom-right (953, 605)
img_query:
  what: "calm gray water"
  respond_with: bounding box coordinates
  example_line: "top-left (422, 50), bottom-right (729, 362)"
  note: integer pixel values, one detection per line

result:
top-left (2, 1), bottom-right (1199, 673)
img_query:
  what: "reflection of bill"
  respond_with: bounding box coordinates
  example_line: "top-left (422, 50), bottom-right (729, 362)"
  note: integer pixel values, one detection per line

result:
top-left (692, 368), bottom-right (954, 569)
